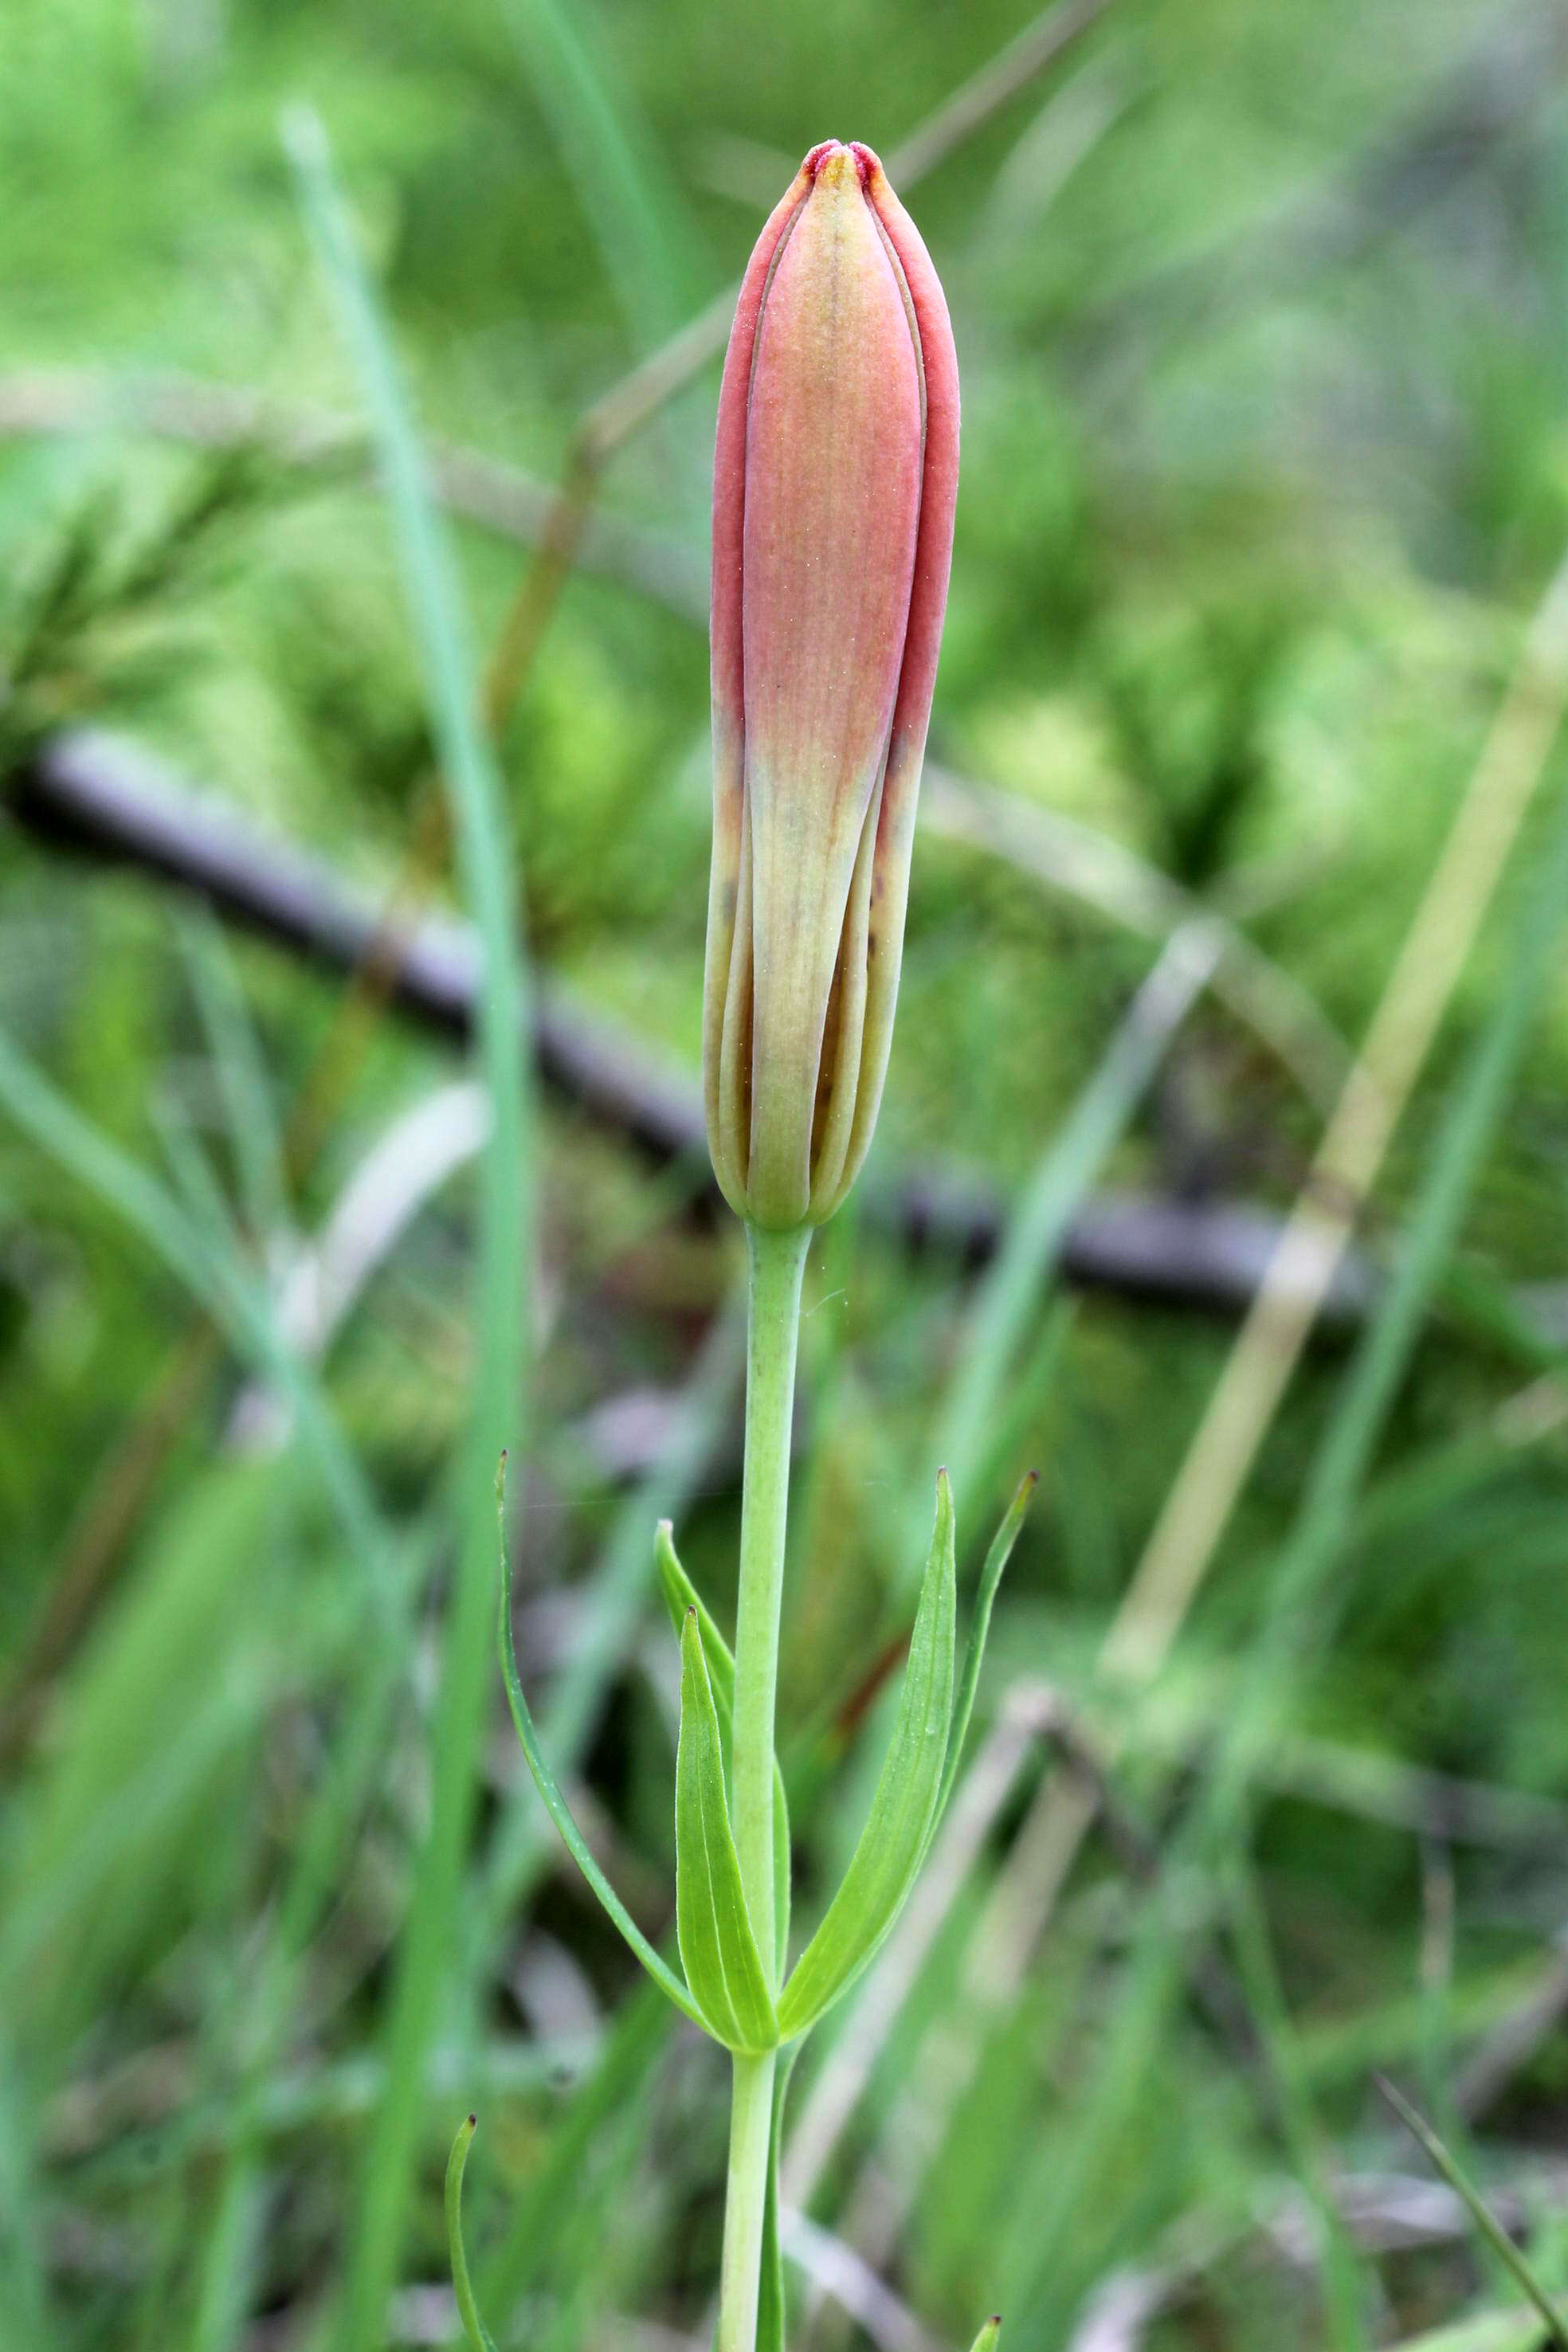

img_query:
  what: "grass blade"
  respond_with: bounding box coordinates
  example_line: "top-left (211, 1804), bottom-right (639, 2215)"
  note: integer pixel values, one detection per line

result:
top-left (285, 110), bottom-right (532, 2351)
top-left (1377, 2076), bottom-right (1568, 2350)
top-left (445, 2115), bottom-right (501, 2352)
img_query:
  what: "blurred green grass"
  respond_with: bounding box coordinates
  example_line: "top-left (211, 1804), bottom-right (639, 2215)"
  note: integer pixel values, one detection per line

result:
top-left (7, 1), bottom-right (1568, 2349)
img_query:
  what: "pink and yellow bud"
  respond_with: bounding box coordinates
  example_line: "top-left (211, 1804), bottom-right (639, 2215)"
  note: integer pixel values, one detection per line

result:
top-left (704, 139), bottom-right (960, 1232)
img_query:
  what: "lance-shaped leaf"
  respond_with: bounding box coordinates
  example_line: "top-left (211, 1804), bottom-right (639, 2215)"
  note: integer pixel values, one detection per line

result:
top-left (657, 1519), bottom-right (736, 1710)
top-left (657, 1519), bottom-right (791, 1979)
top-left (676, 1611), bottom-right (780, 2053)
top-left (923, 1470), bottom-right (1037, 1862)
top-left (968, 2319), bottom-right (1002, 2352)
top-left (496, 1472), bottom-right (708, 2035)
top-left (776, 1472), bottom-right (956, 2040)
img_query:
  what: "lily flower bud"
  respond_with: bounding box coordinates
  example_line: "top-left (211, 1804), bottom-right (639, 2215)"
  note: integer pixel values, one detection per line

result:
top-left (704, 139), bottom-right (959, 1232)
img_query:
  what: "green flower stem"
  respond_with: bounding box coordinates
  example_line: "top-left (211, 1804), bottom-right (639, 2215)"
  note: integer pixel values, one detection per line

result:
top-left (719, 2049), bottom-right (779, 2352)
top-left (718, 1219), bottom-right (807, 2352)
top-left (731, 1220), bottom-right (809, 1971)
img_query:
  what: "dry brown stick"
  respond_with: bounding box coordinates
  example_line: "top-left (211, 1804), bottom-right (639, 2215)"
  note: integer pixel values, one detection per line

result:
top-left (883, 0), bottom-right (1119, 186)
top-left (480, 443), bottom-right (602, 735)
top-left (0, 369), bottom-right (1348, 1117)
top-left (7, 724), bottom-right (1387, 1323)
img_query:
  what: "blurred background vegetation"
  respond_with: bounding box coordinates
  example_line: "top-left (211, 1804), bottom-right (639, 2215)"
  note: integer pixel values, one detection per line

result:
top-left (7, 0), bottom-right (1568, 2348)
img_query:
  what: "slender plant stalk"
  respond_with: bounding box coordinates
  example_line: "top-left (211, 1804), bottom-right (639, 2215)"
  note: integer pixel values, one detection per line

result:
top-left (731, 1222), bottom-right (809, 1963)
top-left (719, 2049), bottom-right (780, 2352)
top-left (719, 1221), bottom-right (809, 2352)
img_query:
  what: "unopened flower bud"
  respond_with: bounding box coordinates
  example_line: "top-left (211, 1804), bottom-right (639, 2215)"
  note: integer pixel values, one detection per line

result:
top-left (704, 139), bottom-right (959, 1231)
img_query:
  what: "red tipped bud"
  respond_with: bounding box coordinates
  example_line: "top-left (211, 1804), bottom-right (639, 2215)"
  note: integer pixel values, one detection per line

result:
top-left (704, 140), bottom-right (959, 1230)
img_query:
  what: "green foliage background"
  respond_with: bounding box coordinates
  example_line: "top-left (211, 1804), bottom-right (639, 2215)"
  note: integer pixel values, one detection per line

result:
top-left (6, 0), bottom-right (1568, 2348)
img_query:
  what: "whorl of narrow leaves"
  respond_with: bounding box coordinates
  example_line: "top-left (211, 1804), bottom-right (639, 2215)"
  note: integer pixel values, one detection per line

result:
top-left (500, 1465), bottom-right (1032, 2059)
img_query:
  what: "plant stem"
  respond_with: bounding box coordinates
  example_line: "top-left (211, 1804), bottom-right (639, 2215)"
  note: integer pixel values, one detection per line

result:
top-left (718, 2050), bottom-right (779, 2352)
top-left (718, 1219), bottom-right (807, 2352)
top-left (731, 1220), bottom-right (809, 1973)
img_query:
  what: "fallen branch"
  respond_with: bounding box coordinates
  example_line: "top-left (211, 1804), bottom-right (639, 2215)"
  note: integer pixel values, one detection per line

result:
top-left (6, 724), bottom-right (1378, 1323)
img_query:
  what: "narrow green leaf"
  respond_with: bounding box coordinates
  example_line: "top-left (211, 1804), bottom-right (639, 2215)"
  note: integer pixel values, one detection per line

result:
top-left (969, 2319), bottom-right (1003, 2352)
top-left (777, 1473), bottom-right (957, 2040)
top-left (770, 1750), bottom-right (791, 1988)
top-left (676, 1613), bottom-right (779, 2053)
top-left (1377, 2076), bottom-right (1568, 2350)
top-left (657, 1519), bottom-right (790, 1979)
top-left (657, 1519), bottom-right (734, 1712)
top-left (445, 2115), bottom-right (500, 2352)
top-left (757, 2044), bottom-right (801, 2352)
top-left (928, 1469), bottom-right (1037, 1850)
top-left (496, 1471), bottom-right (708, 2033)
